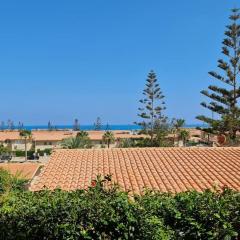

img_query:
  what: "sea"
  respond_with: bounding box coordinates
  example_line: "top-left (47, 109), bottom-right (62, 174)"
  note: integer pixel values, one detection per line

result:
top-left (5, 124), bottom-right (206, 131)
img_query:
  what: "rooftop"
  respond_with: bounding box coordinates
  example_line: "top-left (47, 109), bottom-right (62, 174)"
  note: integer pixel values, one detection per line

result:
top-left (30, 147), bottom-right (240, 193)
top-left (0, 163), bottom-right (41, 180)
top-left (0, 130), bottom-right (146, 142)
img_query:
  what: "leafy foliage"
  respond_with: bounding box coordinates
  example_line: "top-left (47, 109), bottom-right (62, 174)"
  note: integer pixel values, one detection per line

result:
top-left (61, 134), bottom-right (92, 149)
top-left (102, 131), bottom-right (115, 148)
top-left (0, 168), bottom-right (27, 194)
top-left (118, 138), bottom-right (137, 148)
top-left (0, 144), bottom-right (11, 155)
top-left (0, 174), bottom-right (239, 239)
top-left (137, 188), bottom-right (240, 239)
top-left (178, 129), bottom-right (190, 146)
top-left (19, 130), bottom-right (32, 139)
top-left (77, 130), bottom-right (89, 138)
top-left (172, 119), bottom-right (185, 131)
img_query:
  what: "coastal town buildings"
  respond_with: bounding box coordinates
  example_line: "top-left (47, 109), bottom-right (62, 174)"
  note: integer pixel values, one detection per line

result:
top-left (0, 130), bottom-right (147, 151)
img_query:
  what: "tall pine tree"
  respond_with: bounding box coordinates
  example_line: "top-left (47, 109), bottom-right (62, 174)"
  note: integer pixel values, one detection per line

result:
top-left (135, 70), bottom-right (166, 141)
top-left (94, 117), bottom-right (102, 131)
top-left (73, 118), bottom-right (80, 131)
top-left (197, 9), bottom-right (240, 141)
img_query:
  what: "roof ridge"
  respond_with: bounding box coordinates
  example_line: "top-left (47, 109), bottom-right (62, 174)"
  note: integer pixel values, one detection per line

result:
top-left (54, 147), bottom-right (240, 152)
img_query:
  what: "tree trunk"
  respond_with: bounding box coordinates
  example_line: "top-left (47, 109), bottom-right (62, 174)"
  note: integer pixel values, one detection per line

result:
top-left (25, 138), bottom-right (27, 161)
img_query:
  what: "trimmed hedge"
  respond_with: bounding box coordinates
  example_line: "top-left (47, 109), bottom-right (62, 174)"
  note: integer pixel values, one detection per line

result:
top-left (14, 149), bottom-right (52, 157)
top-left (0, 176), bottom-right (239, 239)
top-left (15, 150), bottom-right (34, 157)
top-left (36, 148), bottom-right (52, 156)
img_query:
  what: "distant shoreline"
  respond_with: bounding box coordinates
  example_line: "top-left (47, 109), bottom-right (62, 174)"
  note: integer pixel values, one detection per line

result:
top-left (0, 124), bottom-right (207, 131)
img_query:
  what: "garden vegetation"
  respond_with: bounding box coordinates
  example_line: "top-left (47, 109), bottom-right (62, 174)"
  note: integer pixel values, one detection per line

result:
top-left (0, 171), bottom-right (239, 239)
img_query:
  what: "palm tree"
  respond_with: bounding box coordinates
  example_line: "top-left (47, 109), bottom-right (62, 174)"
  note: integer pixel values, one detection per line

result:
top-left (172, 119), bottom-right (185, 145)
top-left (174, 119), bottom-right (185, 132)
top-left (61, 135), bottom-right (91, 149)
top-left (19, 130), bottom-right (32, 161)
top-left (102, 131), bottom-right (115, 148)
top-left (76, 130), bottom-right (89, 138)
top-left (178, 130), bottom-right (190, 147)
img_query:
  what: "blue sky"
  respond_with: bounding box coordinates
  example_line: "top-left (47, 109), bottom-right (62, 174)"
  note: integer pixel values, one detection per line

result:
top-left (0, 0), bottom-right (238, 125)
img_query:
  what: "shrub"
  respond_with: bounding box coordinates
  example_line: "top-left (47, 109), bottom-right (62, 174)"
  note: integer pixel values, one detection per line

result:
top-left (0, 179), bottom-right (170, 239)
top-left (0, 175), bottom-right (239, 239)
top-left (136, 189), bottom-right (240, 239)
top-left (118, 138), bottom-right (137, 148)
top-left (43, 148), bottom-right (52, 155)
top-left (15, 149), bottom-right (52, 157)
top-left (0, 145), bottom-right (11, 154)
top-left (36, 149), bottom-right (52, 156)
top-left (14, 150), bottom-right (35, 157)
top-left (0, 168), bottom-right (27, 194)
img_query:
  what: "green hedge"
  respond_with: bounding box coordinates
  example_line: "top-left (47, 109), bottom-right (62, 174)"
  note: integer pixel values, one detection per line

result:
top-left (0, 176), bottom-right (239, 239)
top-left (36, 148), bottom-right (52, 156)
top-left (14, 149), bottom-right (52, 157)
top-left (14, 150), bottom-right (35, 157)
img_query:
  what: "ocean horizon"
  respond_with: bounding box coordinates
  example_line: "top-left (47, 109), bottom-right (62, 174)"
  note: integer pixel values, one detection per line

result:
top-left (2, 124), bottom-right (207, 131)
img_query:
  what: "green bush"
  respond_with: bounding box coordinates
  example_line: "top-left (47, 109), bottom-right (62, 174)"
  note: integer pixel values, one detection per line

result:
top-left (43, 148), bottom-right (52, 155)
top-left (15, 149), bottom-right (52, 157)
top-left (0, 145), bottom-right (11, 154)
top-left (136, 189), bottom-right (240, 239)
top-left (186, 140), bottom-right (199, 146)
top-left (0, 168), bottom-right (27, 194)
top-left (0, 175), bottom-right (239, 239)
top-left (36, 149), bottom-right (52, 156)
top-left (13, 150), bottom-right (24, 157)
top-left (14, 150), bottom-right (35, 157)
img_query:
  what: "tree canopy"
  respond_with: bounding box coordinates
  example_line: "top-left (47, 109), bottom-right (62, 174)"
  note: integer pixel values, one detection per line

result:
top-left (197, 9), bottom-right (240, 142)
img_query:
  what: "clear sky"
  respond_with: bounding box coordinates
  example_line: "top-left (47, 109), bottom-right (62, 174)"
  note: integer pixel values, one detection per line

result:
top-left (0, 0), bottom-right (239, 125)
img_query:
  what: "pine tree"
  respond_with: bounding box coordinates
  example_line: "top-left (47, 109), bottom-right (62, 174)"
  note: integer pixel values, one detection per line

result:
top-left (197, 9), bottom-right (240, 141)
top-left (73, 118), bottom-right (80, 131)
top-left (0, 121), bottom-right (5, 131)
top-left (94, 117), bottom-right (102, 131)
top-left (10, 121), bottom-right (14, 130)
top-left (48, 121), bottom-right (53, 131)
top-left (135, 70), bottom-right (166, 141)
top-left (105, 123), bottom-right (110, 131)
top-left (7, 119), bottom-right (12, 130)
top-left (18, 122), bottom-right (24, 130)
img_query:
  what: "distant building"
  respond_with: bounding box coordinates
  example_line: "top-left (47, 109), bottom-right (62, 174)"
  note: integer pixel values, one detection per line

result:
top-left (0, 130), bottom-right (146, 151)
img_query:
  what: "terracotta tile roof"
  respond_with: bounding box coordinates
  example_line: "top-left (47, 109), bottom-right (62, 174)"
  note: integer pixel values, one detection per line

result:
top-left (87, 131), bottom-right (146, 140)
top-left (0, 130), bottom-right (146, 142)
top-left (0, 163), bottom-right (41, 179)
top-left (32, 131), bottom-right (75, 141)
top-left (30, 148), bottom-right (240, 193)
top-left (0, 131), bottom-right (21, 141)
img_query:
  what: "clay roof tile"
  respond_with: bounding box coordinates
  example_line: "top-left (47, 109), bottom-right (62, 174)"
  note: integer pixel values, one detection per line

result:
top-left (30, 147), bottom-right (240, 194)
